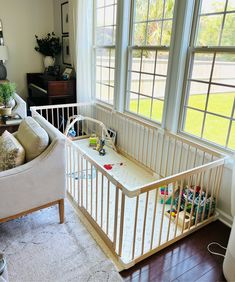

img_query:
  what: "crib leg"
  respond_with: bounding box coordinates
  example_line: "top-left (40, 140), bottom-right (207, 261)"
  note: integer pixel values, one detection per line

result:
top-left (59, 199), bottom-right (64, 224)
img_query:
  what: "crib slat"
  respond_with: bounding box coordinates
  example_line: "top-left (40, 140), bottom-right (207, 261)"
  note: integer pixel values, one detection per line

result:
top-left (81, 157), bottom-right (84, 207)
top-left (72, 146), bottom-right (76, 199)
top-left (91, 164), bottom-right (93, 217)
top-left (166, 182), bottom-right (176, 241)
top-left (106, 180), bottom-right (110, 235)
top-left (132, 196), bottom-right (139, 260)
top-left (113, 187), bottom-right (119, 251)
top-left (150, 189), bottom-right (159, 250)
top-left (158, 185), bottom-right (167, 246)
top-left (141, 192), bottom-right (149, 256)
top-left (195, 172), bottom-right (204, 227)
top-left (118, 193), bottom-right (126, 257)
top-left (86, 160), bottom-right (88, 209)
top-left (69, 145), bottom-right (72, 195)
top-left (95, 169), bottom-right (98, 221)
top-left (174, 180), bottom-right (183, 238)
top-left (77, 150), bottom-right (80, 205)
top-left (101, 175), bottom-right (104, 229)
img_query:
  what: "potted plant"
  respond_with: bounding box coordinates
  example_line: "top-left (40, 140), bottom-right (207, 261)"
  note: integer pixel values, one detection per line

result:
top-left (35, 32), bottom-right (61, 68)
top-left (0, 82), bottom-right (16, 116)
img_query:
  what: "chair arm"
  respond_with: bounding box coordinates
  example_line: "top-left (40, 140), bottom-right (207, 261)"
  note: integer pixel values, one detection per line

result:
top-left (0, 138), bottom-right (66, 219)
top-left (12, 93), bottom-right (27, 118)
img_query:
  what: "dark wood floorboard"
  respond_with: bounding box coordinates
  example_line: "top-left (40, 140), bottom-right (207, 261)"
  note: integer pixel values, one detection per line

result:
top-left (120, 220), bottom-right (230, 282)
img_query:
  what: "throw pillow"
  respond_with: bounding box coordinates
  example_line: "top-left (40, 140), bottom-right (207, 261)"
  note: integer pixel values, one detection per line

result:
top-left (16, 117), bottom-right (49, 162)
top-left (0, 130), bottom-right (25, 171)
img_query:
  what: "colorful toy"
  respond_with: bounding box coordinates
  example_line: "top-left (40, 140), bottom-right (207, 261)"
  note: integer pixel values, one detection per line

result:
top-left (89, 134), bottom-right (98, 147)
top-left (159, 185), bottom-right (173, 204)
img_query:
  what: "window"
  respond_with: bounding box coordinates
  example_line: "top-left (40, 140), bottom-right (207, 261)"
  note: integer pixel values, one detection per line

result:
top-left (125, 0), bottom-right (175, 124)
top-left (95, 0), bottom-right (117, 105)
top-left (181, 0), bottom-right (235, 150)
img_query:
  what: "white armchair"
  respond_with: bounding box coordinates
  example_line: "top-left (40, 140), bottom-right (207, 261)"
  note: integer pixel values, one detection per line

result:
top-left (0, 114), bottom-right (66, 224)
top-left (12, 93), bottom-right (27, 118)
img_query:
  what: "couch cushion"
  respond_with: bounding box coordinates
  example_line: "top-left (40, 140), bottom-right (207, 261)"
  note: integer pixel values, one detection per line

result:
top-left (16, 117), bottom-right (49, 161)
top-left (0, 130), bottom-right (25, 171)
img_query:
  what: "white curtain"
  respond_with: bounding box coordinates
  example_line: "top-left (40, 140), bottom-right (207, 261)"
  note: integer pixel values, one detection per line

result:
top-left (69, 0), bottom-right (94, 103)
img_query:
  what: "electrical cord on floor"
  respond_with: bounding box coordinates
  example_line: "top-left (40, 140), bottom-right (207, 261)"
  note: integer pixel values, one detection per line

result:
top-left (207, 242), bottom-right (227, 258)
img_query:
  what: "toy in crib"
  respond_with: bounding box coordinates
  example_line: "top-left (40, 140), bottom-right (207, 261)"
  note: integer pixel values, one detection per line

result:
top-left (159, 184), bottom-right (173, 204)
top-left (89, 134), bottom-right (98, 147)
top-left (64, 115), bottom-right (117, 155)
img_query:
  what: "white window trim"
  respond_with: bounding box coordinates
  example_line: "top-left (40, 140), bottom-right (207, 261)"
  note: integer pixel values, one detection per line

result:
top-left (179, 0), bottom-right (235, 153)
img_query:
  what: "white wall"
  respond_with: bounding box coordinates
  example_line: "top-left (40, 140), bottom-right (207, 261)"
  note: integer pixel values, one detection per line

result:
top-left (0, 0), bottom-right (54, 100)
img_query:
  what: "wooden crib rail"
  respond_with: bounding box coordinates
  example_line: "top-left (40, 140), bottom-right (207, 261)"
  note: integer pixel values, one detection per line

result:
top-left (127, 157), bottom-right (226, 197)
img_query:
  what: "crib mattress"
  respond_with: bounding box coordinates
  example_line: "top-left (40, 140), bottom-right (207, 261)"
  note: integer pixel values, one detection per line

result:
top-left (74, 139), bottom-right (159, 191)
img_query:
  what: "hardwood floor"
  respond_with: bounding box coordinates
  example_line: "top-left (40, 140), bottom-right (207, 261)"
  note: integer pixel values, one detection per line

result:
top-left (120, 220), bottom-right (231, 282)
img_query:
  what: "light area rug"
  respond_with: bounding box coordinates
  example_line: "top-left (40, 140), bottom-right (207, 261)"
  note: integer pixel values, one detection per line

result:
top-left (0, 200), bottom-right (123, 282)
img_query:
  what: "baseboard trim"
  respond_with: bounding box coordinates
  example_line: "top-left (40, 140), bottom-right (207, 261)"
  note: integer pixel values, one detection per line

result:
top-left (217, 208), bottom-right (233, 228)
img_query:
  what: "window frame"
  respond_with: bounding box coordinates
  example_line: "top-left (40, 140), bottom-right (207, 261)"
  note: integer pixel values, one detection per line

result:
top-left (179, 0), bottom-right (235, 152)
top-left (124, 0), bottom-right (176, 125)
top-left (93, 0), bottom-right (118, 106)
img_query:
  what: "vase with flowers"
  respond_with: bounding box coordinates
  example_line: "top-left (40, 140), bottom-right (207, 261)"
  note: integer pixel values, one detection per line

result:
top-left (34, 32), bottom-right (61, 69)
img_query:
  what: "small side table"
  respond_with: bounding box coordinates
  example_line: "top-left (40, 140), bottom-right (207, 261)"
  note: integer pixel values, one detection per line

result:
top-left (0, 120), bottom-right (19, 135)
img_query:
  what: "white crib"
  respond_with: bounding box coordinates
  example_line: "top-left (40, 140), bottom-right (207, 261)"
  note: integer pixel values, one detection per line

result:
top-left (31, 102), bottom-right (226, 269)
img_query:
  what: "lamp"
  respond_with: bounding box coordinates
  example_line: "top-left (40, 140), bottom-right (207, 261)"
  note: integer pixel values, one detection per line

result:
top-left (0, 45), bottom-right (8, 80)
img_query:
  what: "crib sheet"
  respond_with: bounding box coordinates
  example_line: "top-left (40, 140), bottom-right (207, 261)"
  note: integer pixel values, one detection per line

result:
top-left (73, 139), bottom-right (159, 191)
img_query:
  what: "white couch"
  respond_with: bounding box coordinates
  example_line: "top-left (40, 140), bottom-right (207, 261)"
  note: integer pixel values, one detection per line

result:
top-left (0, 114), bottom-right (66, 224)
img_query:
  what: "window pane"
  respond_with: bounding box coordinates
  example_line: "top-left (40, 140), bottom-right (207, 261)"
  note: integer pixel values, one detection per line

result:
top-left (109, 87), bottom-right (114, 104)
top-left (135, 0), bottom-right (148, 22)
top-left (184, 108), bottom-right (204, 137)
top-left (129, 93), bottom-right (139, 114)
top-left (161, 20), bottom-right (173, 46)
top-left (97, 0), bottom-right (105, 8)
top-left (141, 51), bottom-right (156, 74)
top-left (139, 96), bottom-right (152, 118)
top-left (134, 23), bottom-right (147, 45)
top-left (96, 66), bottom-right (101, 82)
top-left (146, 21), bottom-right (162, 46)
top-left (148, 0), bottom-right (164, 20)
top-left (105, 5), bottom-right (115, 26)
top-left (196, 15), bottom-right (223, 46)
top-left (110, 68), bottom-right (115, 86)
top-left (96, 83), bottom-right (101, 99)
top-left (203, 114), bottom-right (230, 146)
top-left (191, 53), bottom-right (214, 82)
top-left (130, 50), bottom-right (141, 72)
top-left (212, 53), bottom-right (235, 86)
top-left (207, 87), bottom-right (235, 117)
top-left (151, 99), bottom-right (164, 123)
top-left (140, 74), bottom-right (154, 96)
top-left (97, 8), bottom-right (105, 27)
top-left (153, 77), bottom-right (166, 99)
top-left (155, 51), bottom-right (169, 75)
top-left (200, 0), bottom-right (226, 14)
top-left (110, 49), bottom-right (115, 68)
top-left (227, 0), bottom-right (235, 11)
top-left (228, 122), bottom-right (235, 150)
top-left (130, 72), bottom-right (140, 93)
top-left (165, 0), bottom-right (175, 18)
top-left (221, 13), bottom-right (235, 46)
top-left (100, 84), bottom-right (109, 102)
top-left (187, 81), bottom-right (208, 110)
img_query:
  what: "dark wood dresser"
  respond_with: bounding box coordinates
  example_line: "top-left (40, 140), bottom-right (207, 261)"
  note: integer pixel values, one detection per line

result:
top-left (27, 73), bottom-right (76, 107)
